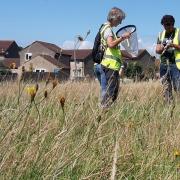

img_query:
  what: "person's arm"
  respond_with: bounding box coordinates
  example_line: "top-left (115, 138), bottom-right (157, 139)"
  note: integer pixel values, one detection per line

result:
top-left (106, 32), bottom-right (131, 48)
top-left (168, 43), bottom-right (180, 50)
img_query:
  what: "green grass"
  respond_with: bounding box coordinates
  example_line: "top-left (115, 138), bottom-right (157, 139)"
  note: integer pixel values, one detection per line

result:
top-left (0, 80), bottom-right (180, 179)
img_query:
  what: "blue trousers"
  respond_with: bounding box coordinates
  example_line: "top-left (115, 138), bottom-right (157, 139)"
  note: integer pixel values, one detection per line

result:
top-left (160, 63), bottom-right (180, 102)
top-left (94, 64), bottom-right (107, 100)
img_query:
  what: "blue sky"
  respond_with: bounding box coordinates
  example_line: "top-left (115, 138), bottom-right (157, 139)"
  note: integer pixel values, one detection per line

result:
top-left (0, 0), bottom-right (180, 55)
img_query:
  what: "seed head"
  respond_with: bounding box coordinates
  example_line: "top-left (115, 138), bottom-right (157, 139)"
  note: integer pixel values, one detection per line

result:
top-left (22, 66), bottom-right (25, 73)
top-left (52, 79), bottom-right (58, 89)
top-left (59, 96), bottom-right (65, 108)
top-left (35, 83), bottom-right (39, 92)
top-left (44, 90), bottom-right (48, 98)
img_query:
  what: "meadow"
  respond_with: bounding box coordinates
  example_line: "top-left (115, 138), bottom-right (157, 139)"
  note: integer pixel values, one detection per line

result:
top-left (0, 80), bottom-right (180, 179)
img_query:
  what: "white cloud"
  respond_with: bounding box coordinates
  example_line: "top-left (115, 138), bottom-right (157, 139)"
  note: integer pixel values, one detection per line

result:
top-left (62, 40), bottom-right (93, 50)
top-left (138, 36), bottom-right (157, 56)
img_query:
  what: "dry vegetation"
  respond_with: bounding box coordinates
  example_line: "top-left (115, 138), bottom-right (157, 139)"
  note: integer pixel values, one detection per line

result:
top-left (0, 79), bottom-right (180, 179)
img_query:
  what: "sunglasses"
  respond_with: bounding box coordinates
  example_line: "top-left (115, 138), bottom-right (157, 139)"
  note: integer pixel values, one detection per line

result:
top-left (163, 23), bottom-right (173, 26)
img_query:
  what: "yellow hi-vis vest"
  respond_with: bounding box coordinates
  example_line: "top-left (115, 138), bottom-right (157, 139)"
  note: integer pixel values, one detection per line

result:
top-left (159, 28), bottom-right (180, 69)
top-left (100, 24), bottom-right (122, 71)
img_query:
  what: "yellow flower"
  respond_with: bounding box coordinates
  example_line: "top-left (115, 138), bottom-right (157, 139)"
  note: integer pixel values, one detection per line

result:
top-left (174, 150), bottom-right (180, 158)
top-left (26, 86), bottom-right (37, 102)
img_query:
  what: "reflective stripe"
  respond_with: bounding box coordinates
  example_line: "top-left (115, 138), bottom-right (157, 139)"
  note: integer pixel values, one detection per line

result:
top-left (100, 23), bottom-right (122, 70)
top-left (104, 55), bottom-right (121, 62)
top-left (101, 59), bottom-right (120, 71)
top-left (160, 28), bottom-right (180, 70)
top-left (175, 59), bottom-right (180, 62)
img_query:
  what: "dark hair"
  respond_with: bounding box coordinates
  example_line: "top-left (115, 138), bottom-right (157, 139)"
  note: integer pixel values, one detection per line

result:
top-left (161, 15), bottom-right (175, 25)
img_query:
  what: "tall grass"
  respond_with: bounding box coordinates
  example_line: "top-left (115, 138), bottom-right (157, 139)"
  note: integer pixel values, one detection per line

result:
top-left (0, 80), bottom-right (180, 179)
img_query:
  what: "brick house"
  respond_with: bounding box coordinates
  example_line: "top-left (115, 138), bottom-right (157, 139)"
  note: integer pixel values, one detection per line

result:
top-left (0, 40), bottom-right (20, 69)
top-left (19, 41), bottom-right (71, 79)
top-left (62, 49), bottom-right (94, 79)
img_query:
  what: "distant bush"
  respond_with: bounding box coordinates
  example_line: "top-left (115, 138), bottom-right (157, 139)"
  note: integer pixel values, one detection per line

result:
top-left (125, 62), bottom-right (143, 79)
top-left (0, 69), bottom-right (12, 75)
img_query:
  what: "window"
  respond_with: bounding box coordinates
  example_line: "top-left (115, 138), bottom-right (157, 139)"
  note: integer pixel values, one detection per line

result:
top-left (25, 53), bottom-right (32, 60)
top-left (54, 53), bottom-right (60, 59)
top-left (35, 69), bottom-right (46, 72)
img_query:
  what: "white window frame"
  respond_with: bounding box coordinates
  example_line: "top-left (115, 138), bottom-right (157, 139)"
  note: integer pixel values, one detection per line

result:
top-left (34, 68), bottom-right (46, 72)
top-left (25, 53), bottom-right (32, 61)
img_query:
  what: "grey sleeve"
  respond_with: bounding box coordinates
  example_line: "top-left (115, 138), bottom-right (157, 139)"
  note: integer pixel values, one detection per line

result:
top-left (103, 27), bottom-right (113, 40)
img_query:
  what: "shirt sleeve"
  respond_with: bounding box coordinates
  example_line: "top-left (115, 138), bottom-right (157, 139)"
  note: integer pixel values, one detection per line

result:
top-left (103, 27), bottom-right (113, 40)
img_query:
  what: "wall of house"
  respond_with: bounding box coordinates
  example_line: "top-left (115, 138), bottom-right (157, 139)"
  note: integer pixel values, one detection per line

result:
top-left (18, 56), bottom-right (70, 80)
top-left (138, 54), bottom-right (155, 70)
top-left (84, 57), bottom-right (94, 78)
top-left (70, 61), bottom-right (84, 78)
top-left (59, 54), bottom-right (70, 67)
top-left (19, 42), bottom-right (55, 65)
top-left (19, 56), bottom-right (58, 72)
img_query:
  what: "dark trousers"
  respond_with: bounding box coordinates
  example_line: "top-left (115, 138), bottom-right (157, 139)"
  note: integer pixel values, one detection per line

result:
top-left (101, 66), bottom-right (120, 107)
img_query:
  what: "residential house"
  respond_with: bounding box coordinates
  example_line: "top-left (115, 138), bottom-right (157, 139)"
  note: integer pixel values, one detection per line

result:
top-left (19, 54), bottom-right (70, 80)
top-left (122, 49), bottom-right (155, 69)
top-left (19, 41), bottom-right (71, 79)
top-left (0, 40), bottom-right (20, 70)
top-left (62, 49), bottom-right (94, 79)
top-left (122, 49), bottom-right (156, 79)
top-left (61, 48), bottom-right (155, 80)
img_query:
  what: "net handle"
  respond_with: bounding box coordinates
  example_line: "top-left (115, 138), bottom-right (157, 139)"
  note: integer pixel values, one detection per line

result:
top-left (116, 25), bottom-right (136, 37)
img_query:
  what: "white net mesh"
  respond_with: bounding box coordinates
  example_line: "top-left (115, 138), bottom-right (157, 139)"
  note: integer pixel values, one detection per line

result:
top-left (116, 26), bottom-right (139, 57)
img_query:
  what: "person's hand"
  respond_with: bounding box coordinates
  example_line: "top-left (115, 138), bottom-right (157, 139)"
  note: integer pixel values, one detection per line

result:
top-left (121, 32), bottom-right (131, 40)
top-left (166, 43), bottom-right (174, 48)
top-left (156, 44), bottom-right (165, 54)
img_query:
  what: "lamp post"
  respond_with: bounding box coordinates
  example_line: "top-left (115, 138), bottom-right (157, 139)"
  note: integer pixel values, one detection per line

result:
top-left (73, 30), bottom-right (90, 79)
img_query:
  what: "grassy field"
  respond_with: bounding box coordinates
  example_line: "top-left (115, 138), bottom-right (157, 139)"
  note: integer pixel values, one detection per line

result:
top-left (0, 80), bottom-right (180, 179)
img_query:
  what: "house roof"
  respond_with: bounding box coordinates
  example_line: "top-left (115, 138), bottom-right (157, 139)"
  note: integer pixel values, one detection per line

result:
top-left (62, 49), bottom-right (153, 61)
top-left (0, 40), bottom-right (15, 54)
top-left (38, 55), bottom-right (70, 69)
top-left (62, 49), bottom-right (92, 60)
top-left (23, 41), bottom-right (62, 54)
top-left (36, 41), bottom-right (62, 53)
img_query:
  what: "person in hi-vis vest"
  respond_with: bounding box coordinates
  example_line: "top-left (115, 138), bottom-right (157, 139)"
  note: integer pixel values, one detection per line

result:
top-left (156, 15), bottom-right (180, 103)
top-left (99, 7), bottom-right (132, 108)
